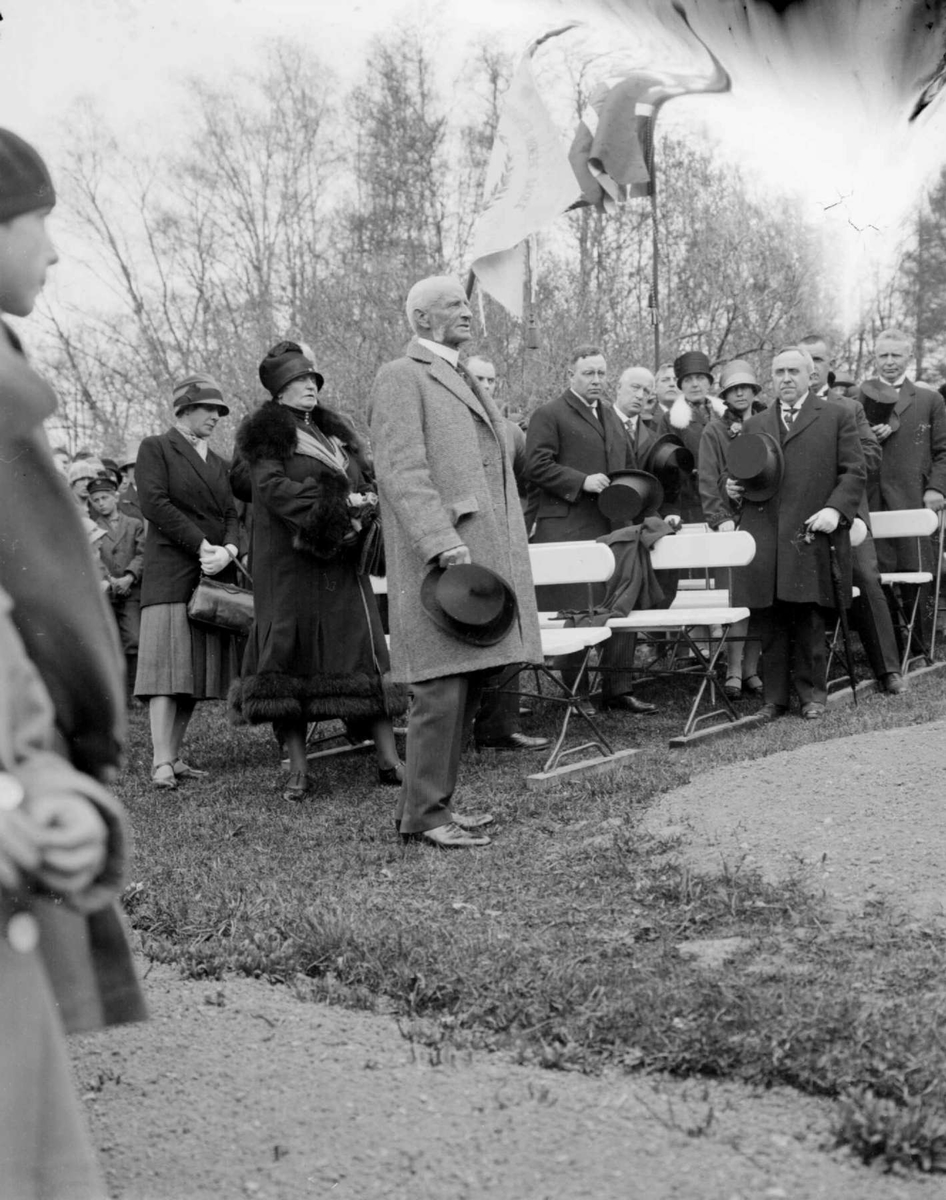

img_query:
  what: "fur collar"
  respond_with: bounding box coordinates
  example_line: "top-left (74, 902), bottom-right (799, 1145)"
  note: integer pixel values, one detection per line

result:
top-left (236, 400), bottom-right (367, 467)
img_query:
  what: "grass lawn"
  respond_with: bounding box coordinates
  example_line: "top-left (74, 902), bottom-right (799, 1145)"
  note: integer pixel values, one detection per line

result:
top-left (120, 662), bottom-right (946, 1174)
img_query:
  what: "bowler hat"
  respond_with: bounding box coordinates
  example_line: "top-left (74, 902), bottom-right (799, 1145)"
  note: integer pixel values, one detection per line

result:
top-left (718, 359), bottom-right (760, 397)
top-left (420, 563), bottom-right (517, 647)
top-left (673, 350), bottom-right (713, 385)
top-left (259, 340), bottom-right (324, 397)
top-left (598, 470), bottom-right (664, 525)
top-left (726, 432), bottom-right (783, 502)
top-left (87, 476), bottom-right (118, 496)
top-left (172, 372), bottom-right (229, 416)
top-left (643, 433), bottom-right (695, 477)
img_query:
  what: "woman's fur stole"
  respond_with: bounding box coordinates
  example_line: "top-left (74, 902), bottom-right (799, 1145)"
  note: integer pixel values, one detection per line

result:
top-left (235, 401), bottom-right (372, 561)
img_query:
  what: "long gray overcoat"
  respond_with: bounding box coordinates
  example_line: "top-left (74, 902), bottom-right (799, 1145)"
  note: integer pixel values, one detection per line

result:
top-left (367, 339), bottom-right (543, 684)
top-left (734, 394), bottom-right (866, 610)
top-left (857, 377), bottom-right (946, 571)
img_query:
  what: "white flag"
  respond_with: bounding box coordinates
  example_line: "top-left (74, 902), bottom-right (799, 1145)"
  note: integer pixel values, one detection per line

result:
top-left (470, 26), bottom-right (581, 318)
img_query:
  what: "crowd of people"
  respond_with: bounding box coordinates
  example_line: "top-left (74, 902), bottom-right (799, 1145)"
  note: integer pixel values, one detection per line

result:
top-left (3, 114), bottom-right (946, 1196)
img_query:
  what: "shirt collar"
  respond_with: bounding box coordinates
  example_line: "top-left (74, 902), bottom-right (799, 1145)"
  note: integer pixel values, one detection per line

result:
top-left (880, 374), bottom-right (907, 389)
top-left (570, 388), bottom-right (597, 410)
top-left (418, 337), bottom-right (459, 368)
top-left (781, 390), bottom-right (810, 411)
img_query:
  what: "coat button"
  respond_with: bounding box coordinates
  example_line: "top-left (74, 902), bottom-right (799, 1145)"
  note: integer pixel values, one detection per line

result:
top-left (7, 912), bottom-right (39, 954)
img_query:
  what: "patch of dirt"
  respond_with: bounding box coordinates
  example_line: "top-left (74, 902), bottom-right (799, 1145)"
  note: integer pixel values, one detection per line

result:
top-left (643, 718), bottom-right (946, 923)
top-left (75, 962), bottom-right (926, 1200)
top-left (71, 721), bottom-right (946, 1199)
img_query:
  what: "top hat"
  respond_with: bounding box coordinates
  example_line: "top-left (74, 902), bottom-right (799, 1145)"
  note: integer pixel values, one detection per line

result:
top-left (643, 433), bottom-right (695, 477)
top-left (673, 350), bottom-right (713, 385)
top-left (726, 432), bottom-right (783, 502)
top-left (718, 359), bottom-right (760, 397)
top-left (598, 469), bottom-right (664, 525)
top-left (420, 563), bottom-right (517, 647)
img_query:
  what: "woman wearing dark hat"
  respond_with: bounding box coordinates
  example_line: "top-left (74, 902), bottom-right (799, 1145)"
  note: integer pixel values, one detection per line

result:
top-left (669, 350), bottom-right (716, 523)
top-left (698, 359), bottom-right (766, 698)
top-left (134, 374), bottom-right (242, 788)
top-left (229, 341), bottom-right (406, 801)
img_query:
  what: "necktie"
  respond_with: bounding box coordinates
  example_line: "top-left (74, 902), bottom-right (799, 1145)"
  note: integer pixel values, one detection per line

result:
top-left (782, 405), bottom-right (797, 430)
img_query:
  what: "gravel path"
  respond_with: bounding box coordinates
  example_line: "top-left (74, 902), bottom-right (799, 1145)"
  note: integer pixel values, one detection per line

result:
top-left (72, 720), bottom-right (946, 1199)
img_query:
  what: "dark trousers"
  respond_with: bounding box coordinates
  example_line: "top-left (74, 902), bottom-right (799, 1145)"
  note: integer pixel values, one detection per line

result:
top-left (849, 536), bottom-right (900, 680)
top-left (757, 601), bottom-right (831, 708)
top-left (110, 592), bottom-right (141, 655)
top-left (474, 666), bottom-right (520, 743)
top-left (397, 671), bottom-right (489, 835)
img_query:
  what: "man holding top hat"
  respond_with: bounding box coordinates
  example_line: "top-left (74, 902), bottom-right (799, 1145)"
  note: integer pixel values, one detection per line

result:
top-left (726, 347), bottom-right (865, 721)
top-left (368, 276), bottom-right (542, 849)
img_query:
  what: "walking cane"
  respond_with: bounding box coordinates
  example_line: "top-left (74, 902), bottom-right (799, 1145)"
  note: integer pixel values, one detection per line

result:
top-left (930, 509), bottom-right (945, 661)
top-left (827, 535), bottom-right (858, 705)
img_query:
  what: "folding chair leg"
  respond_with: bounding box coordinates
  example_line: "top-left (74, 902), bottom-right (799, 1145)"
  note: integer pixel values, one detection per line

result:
top-left (931, 511), bottom-right (945, 661)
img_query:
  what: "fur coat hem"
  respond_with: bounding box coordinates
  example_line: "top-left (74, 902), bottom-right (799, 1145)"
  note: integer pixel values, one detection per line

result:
top-left (229, 671), bottom-right (408, 725)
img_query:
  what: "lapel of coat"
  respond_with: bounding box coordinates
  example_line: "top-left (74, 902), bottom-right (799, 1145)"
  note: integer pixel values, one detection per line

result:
top-left (168, 429), bottom-right (226, 513)
top-left (893, 378), bottom-right (916, 421)
top-left (783, 391), bottom-right (822, 445)
top-left (564, 389), bottom-right (606, 440)
top-left (408, 340), bottom-right (506, 463)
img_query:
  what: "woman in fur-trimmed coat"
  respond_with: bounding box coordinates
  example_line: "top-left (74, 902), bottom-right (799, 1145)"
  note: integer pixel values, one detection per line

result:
top-left (229, 342), bottom-right (407, 801)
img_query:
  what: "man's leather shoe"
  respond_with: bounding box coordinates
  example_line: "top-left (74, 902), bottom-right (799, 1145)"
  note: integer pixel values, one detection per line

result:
top-left (476, 732), bottom-right (550, 751)
top-left (754, 703), bottom-right (788, 724)
top-left (404, 822), bottom-right (491, 848)
top-left (883, 672), bottom-right (907, 695)
top-left (604, 694), bottom-right (658, 714)
top-left (801, 702), bottom-right (825, 720)
top-left (452, 811), bottom-right (495, 830)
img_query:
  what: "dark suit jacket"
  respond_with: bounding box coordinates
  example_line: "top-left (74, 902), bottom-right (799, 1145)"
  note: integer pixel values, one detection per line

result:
top-left (525, 389), bottom-right (632, 543)
top-left (137, 429), bottom-right (240, 606)
top-left (856, 377), bottom-right (946, 570)
top-left (735, 393), bottom-right (865, 609)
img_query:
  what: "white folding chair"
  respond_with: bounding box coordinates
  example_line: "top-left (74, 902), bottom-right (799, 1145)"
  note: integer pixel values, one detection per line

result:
top-left (869, 508), bottom-right (939, 674)
top-left (523, 542), bottom-right (620, 774)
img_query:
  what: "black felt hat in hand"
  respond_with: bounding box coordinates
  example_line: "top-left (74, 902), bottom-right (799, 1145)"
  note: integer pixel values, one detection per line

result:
top-left (598, 469), bottom-right (664, 525)
top-left (726, 432), bottom-right (783, 502)
top-left (420, 563), bottom-right (517, 647)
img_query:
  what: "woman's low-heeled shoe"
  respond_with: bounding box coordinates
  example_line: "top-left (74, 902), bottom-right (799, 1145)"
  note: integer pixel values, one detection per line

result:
top-left (283, 770), bottom-right (313, 802)
top-left (172, 759), bottom-right (207, 779)
top-left (743, 674), bottom-right (764, 696)
top-left (378, 761), bottom-right (405, 787)
top-left (151, 762), bottom-right (178, 790)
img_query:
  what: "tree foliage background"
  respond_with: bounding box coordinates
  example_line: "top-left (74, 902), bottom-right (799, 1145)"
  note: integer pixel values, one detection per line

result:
top-left (30, 28), bottom-right (940, 457)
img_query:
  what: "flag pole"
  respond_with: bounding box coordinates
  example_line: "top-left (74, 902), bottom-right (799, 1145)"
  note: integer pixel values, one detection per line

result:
top-left (647, 137), bottom-right (660, 372)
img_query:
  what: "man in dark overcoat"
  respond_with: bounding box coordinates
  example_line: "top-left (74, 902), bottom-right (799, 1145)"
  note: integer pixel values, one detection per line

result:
top-left (856, 328), bottom-right (946, 654)
top-left (368, 276), bottom-right (543, 849)
top-left (525, 345), bottom-right (633, 610)
top-left (799, 334), bottom-right (904, 693)
top-left (729, 347), bottom-right (866, 721)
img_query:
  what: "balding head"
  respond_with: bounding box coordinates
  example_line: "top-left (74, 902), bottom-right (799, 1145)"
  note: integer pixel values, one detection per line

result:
top-left (615, 366), bottom-right (655, 417)
top-left (405, 276), bottom-right (473, 348)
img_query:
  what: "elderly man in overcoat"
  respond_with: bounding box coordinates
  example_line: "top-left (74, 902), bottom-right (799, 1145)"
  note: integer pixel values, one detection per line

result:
top-left (857, 328), bottom-right (946, 655)
top-left (368, 276), bottom-right (543, 849)
top-left (729, 347), bottom-right (866, 721)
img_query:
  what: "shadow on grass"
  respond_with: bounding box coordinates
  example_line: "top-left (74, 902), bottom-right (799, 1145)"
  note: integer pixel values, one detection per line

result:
top-left (120, 665), bottom-right (946, 1174)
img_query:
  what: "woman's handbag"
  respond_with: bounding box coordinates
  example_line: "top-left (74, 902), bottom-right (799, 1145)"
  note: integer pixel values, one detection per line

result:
top-left (187, 557), bottom-right (254, 636)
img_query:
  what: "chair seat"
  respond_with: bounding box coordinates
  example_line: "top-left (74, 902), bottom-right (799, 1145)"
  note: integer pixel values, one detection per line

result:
top-left (880, 572), bottom-right (933, 586)
top-left (605, 607), bottom-right (750, 630)
top-left (540, 626), bottom-right (611, 657)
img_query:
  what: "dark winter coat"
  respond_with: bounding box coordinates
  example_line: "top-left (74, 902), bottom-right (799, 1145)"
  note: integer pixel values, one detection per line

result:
top-left (136, 428), bottom-right (241, 606)
top-left (228, 401), bottom-right (406, 725)
top-left (734, 393), bottom-right (866, 610)
top-left (857, 377), bottom-right (946, 571)
top-left (697, 401), bottom-right (768, 530)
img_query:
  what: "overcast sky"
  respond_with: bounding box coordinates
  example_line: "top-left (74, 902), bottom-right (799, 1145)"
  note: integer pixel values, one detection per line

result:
top-left (4, 0), bottom-right (946, 332)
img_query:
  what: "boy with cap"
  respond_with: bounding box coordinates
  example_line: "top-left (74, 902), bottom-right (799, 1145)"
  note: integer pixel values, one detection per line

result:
top-left (89, 476), bottom-right (145, 698)
top-left (0, 127), bottom-right (145, 1196)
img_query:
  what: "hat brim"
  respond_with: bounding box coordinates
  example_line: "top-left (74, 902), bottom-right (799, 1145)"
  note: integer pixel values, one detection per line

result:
top-left (420, 564), bottom-right (517, 647)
